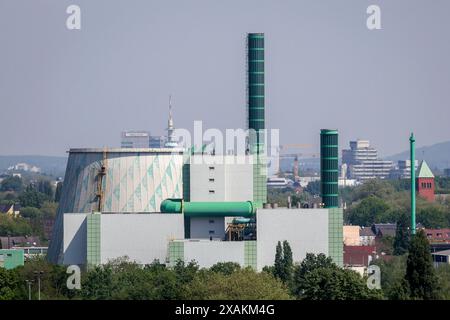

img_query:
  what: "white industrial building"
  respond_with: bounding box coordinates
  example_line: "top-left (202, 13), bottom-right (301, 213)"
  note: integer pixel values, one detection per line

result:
top-left (50, 150), bottom-right (343, 269)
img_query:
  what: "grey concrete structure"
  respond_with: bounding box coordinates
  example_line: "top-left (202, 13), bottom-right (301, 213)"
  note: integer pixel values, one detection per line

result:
top-left (62, 213), bottom-right (184, 265)
top-left (256, 208), bottom-right (329, 270)
top-left (189, 217), bottom-right (226, 239)
top-left (183, 240), bottom-right (245, 268)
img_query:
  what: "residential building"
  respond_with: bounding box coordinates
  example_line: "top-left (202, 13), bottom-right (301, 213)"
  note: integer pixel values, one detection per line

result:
top-left (359, 227), bottom-right (376, 246)
top-left (425, 228), bottom-right (450, 244)
top-left (0, 249), bottom-right (24, 269)
top-left (432, 249), bottom-right (450, 267)
top-left (0, 236), bottom-right (41, 249)
top-left (390, 160), bottom-right (419, 179)
top-left (343, 226), bottom-right (361, 246)
top-left (372, 223), bottom-right (397, 237)
top-left (0, 204), bottom-right (20, 217)
top-left (342, 140), bottom-right (393, 181)
top-left (344, 245), bottom-right (377, 267)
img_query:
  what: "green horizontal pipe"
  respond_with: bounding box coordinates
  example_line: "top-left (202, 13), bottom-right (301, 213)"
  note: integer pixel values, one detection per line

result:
top-left (160, 199), bottom-right (257, 217)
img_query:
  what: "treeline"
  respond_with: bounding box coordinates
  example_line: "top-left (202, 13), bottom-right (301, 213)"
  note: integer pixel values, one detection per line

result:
top-left (342, 179), bottom-right (450, 228)
top-left (0, 176), bottom-right (60, 242)
top-left (0, 255), bottom-right (380, 300)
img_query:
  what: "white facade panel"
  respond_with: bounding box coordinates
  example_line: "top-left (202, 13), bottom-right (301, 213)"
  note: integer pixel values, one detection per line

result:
top-left (190, 155), bottom-right (253, 202)
top-left (256, 208), bottom-right (329, 270)
top-left (183, 240), bottom-right (245, 268)
top-left (63, 213), bottom-right (88, 265)
top-left (100, 214), bottom-right (184, 265)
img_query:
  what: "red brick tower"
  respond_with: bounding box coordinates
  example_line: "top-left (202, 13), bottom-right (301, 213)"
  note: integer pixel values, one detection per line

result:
top-left (417, 160), bottom-right (435, 202)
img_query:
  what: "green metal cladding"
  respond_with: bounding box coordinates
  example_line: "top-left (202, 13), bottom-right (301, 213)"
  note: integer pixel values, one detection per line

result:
top-left (320, 129), bottom-right (339, 208)
top-left (248, 33), bottom-right (267, 206)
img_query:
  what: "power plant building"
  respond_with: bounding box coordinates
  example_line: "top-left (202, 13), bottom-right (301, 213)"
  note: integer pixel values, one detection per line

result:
top-left (48, 34), bottom-right (343, 269)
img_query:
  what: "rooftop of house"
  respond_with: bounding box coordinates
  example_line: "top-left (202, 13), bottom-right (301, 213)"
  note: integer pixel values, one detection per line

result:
top-left (432, 249), bottom-right (450, 256)
top-left (372, 223), bottom-right (397, 237)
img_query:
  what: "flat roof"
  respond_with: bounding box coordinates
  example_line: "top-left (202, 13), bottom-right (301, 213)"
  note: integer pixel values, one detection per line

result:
top-left (68, 147), bottom-right (185, 154)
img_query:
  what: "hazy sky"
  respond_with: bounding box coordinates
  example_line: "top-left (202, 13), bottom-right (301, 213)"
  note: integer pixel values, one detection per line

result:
top-left (1, 0), bottom-right (449, 157)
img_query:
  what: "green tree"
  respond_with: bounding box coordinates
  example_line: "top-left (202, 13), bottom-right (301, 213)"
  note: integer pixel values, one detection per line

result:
top-left (37, 180), bottom-right (54, 199)
top-left (273, 241), bottom-right (284, 280)
top-left (182, 268), bottom-right (292, 300)
top-left (405, 230), bottom-right (440, 299)
top-left (0, 176), bottom-right (23, 193)
top-left (346, 196), bottom-right (390, 226)
top-left (292, 253), bottom-right (383, 300)
top-left (300, 266), bottom-right (383, 300)
top-left (393, 213), bottom-right (410, 255)
top-left (81, 265), bottom-right (114, 300)
top-left (210, 262), bottom-right (241, 276)
top-left (292, 253), bottom-right (334, 297)
top-left (282, 240), bottom-right (293, 284)
top-left (0, 215), bottom-right (33, 237)
top-left (18, 185), bottom-right (49, 208)
top-left (0, 268), bottom-right (21, 300)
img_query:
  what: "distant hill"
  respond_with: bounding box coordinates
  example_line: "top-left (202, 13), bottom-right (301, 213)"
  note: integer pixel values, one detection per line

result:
top-left (0, 155), bottom-right (67, 177)
top-left (386, 141), bottom-right (450, 171)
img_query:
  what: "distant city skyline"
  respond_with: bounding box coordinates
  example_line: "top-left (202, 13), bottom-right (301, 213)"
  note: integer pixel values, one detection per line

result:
top-left (1, 0), bottom-right (450, 157)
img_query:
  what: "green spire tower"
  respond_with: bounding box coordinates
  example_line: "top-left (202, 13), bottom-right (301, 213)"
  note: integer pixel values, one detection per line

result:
top-left (410, 133), bottom-right (416, 235)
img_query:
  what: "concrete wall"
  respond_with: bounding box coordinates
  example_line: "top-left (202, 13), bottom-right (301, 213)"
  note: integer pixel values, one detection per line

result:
top-left (63, 214), bottom-right (87, 265)
top-left (190, 217), bottom-right (225, 239)
top-left (190, 155), bottom-right (253, 202)
top-left (62, 213), bottom-right (184, 265)
top-left (100, 214), bottom-right (184, 264)
top-left (183, 240), bottom-right (245, 268)
top-left (256, 208), bottom-right (329, 270)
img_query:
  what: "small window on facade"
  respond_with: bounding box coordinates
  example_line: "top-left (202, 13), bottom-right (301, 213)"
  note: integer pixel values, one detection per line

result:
top-left (209, 190), bottom-right (215, 194)
top-left (209, 166), bottom-right (215, 170)
top-left (209, 230), bottom-right (215, 234)
top-left (209, 178), bottom-right (215, 182)
top-left (209, 219), bottom-right (215, 224)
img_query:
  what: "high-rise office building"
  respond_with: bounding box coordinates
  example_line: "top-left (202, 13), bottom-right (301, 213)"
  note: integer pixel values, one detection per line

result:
top-left (121, 131), bottom-right (150, 148)
top-left (342, 140), bottom-right (393, 181)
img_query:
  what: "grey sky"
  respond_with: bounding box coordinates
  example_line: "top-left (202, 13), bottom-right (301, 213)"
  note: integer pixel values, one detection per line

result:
top-left (1, 0), bottom-right (449, 157)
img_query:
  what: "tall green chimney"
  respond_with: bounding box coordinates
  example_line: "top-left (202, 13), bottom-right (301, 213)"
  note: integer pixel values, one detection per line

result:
top-left (320, 129), bottom-right (339, 208)
top-left (247, 33), bottom-right (267, 205)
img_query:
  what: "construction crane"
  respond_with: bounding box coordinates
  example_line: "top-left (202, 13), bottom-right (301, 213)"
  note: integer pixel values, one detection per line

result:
top-left (96, 148), bottom-right (108, 212)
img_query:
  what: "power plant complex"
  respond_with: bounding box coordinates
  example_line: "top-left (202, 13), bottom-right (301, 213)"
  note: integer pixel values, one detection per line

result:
top-left (47, 34), bottom-right (344, 269)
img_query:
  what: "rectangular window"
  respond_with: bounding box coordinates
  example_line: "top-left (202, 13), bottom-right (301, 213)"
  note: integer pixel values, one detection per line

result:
top-left (209, 190), bottom-right (215, 194)
top-left (209, 178), bottom-right (215, 182)
top-left (209, 230), bottom-right (215, 234)
top-left (209, 166), bottom-right (215, 170)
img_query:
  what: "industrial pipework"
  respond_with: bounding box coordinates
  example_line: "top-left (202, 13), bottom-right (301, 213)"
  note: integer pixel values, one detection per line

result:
top-left (160, 199), bottom-right (257, 217)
